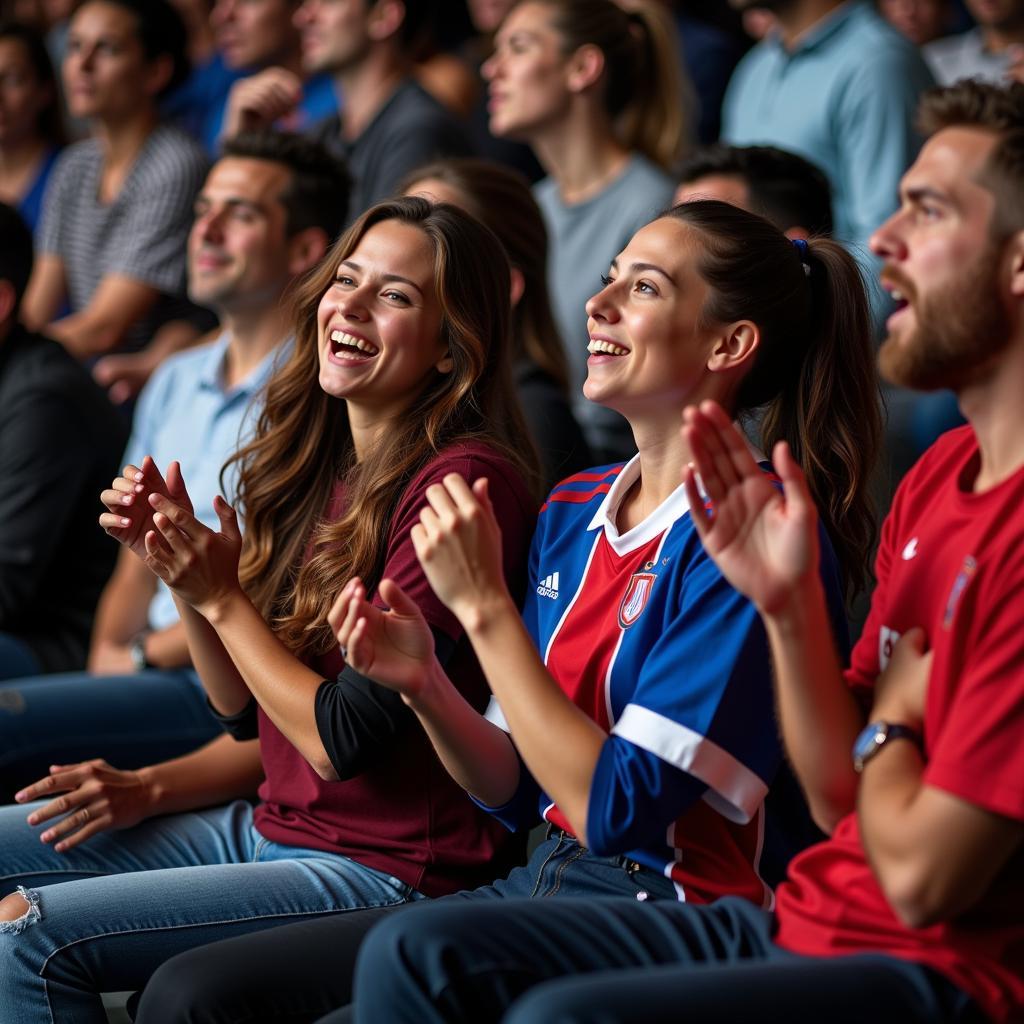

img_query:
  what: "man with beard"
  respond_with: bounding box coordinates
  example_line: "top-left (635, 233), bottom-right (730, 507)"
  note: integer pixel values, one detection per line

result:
top-left (721, 0), bottom-right (934, 320)
top-left (344, 79), bottom-right (1023, 1024)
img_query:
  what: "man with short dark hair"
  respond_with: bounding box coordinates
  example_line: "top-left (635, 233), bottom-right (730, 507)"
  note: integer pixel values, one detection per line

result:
top-left (0, 203), bottom-right (127, 681)
top-left (675, 143), bottom-right (833, 238)
top-left (226, 0), bottom-right (471, 223)
top-left (349, 79), bottom-right (1024, 1024)
top-left (0, 132), bottom-right (349, 800)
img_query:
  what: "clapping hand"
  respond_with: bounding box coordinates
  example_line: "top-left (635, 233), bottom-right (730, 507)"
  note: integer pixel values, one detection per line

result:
top-left (681, 401), bottom-right (820, 614)
top-left (99, 457), bottom-right (192, 561)
top-left (410, 475), bottom-right (509, 627)
top-left (328, 578), bottom-right (436, 701)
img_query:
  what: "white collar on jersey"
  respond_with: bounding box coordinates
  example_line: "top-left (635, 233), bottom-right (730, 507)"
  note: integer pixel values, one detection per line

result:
top-left (586, 433), bottom-right (767, 557)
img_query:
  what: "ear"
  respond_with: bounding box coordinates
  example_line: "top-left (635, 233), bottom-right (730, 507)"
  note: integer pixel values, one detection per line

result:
top-left (1007, 229), bottom-right (1024, 300)
top-left (368, 0), bottom-right (405, 43)
top-left (566, 43), bottom-right (605, 94)
top-left (435, 350), bottom-right (454, 374)
top-left (707, 320), bottom-right (759, 374)
top-left (509, 266), bottom-right (525, 310)
top-left (784, 225), bottom-right (810, 241)
top-left (0, 280), bottom-right (16, 326)
top-left (286, 226), bottom-right (330, 276)
top-left (143, 53), bottom-right (174, 99)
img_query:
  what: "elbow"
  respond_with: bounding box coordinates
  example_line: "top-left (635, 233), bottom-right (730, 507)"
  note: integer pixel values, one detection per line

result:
top-left (878, 862), bottom-right (956, 930)
top-left (808, 788), bottom-right (857, 837)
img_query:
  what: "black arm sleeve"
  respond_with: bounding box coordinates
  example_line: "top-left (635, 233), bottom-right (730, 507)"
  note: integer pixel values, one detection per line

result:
top-left (208, 697), bottom-right (260, 741)
top-left (314, 626), bottom-right (456, 781)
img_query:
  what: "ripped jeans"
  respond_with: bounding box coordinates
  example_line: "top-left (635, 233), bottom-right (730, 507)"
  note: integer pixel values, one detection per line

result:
top-left (0, 799), bottom-right (421, 1024)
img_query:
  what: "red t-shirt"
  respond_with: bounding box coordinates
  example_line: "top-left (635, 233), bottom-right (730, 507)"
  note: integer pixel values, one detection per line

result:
top-left (775, 426), bottom-right (1024, 1023)
top-left (252, 442), bottom-right (537, 897)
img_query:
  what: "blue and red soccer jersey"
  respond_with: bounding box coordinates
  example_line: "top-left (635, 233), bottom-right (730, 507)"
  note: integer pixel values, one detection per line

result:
top-left (484, 457), bottom-right (847, 906)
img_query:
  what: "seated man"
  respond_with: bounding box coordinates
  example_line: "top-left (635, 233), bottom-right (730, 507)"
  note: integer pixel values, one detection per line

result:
top-left (348, 79), bottom-right (1024, 1024)
top-left (0, 203), bottom-right (126, 682)
top-left (0, 130), bottom-right (349, 801)
top-left (227, 0), bottom-right (471, 224)
top-left (675, 142), bottom-right (834, 238)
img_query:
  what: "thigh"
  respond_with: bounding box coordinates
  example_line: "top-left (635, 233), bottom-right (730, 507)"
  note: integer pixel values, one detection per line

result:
top-left (0, 798), bottom-right (258, 893)
top-left (504, 954), bottom-right (985, 1024)
top-left (134, 903), bottom-right (407, 1024)
top-left (0, 669), bottom-right (220, 799)
top-left (0, 633), bottom-right (43, 681)
top-left (352, 896), bottom-right (776, 1024)
top-left (2, 844), bottom-right (420, 1021)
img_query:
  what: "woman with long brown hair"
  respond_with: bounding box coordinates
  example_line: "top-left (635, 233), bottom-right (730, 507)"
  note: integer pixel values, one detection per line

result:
top-left (0, 197), bottom-right (537, 1022)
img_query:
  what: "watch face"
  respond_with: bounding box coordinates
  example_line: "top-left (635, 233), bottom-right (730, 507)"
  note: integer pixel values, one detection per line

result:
top-left (852, 721), bottom-right (887, 772)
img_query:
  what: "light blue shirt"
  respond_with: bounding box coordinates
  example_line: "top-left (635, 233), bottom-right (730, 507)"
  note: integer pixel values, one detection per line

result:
top-left (124, 334), bottom-right (288, 630)
top-left (722, 1), bottom-right (934, 318)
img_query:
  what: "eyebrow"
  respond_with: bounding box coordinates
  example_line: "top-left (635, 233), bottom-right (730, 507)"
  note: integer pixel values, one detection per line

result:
top-left (903, 186), bottom-right (952, 206)
top-left (339, 260), bottom-right (424, 294)
top-left (610, 258), bottom-right (676, 285)
top-left (196, 196), bottom-right (265, 215)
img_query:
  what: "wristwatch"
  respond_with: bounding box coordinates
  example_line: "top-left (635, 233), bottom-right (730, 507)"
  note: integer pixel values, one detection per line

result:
top-left (129, 630), bottom-right (152, 673)
top-left (852, 720), bottom-right (923, 773)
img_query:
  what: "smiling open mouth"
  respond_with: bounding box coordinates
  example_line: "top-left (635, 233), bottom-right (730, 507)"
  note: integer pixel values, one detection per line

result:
top-left (330, 330), bottom-right (379, 358)
top-left (588, 339), bottom-right (629, 356)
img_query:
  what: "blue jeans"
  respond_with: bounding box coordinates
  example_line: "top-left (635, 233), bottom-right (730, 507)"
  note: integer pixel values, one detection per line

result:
top-left (134, 832), bottom-right (680, 1024)
top-left (0, 632), bottom-right (43, 681)
top-left (351, 895), bottom-right (983, 1024)
top-left (0, 668), bottom-right (222, 800)
top-left (0, 799), bottom-right (421, 1024)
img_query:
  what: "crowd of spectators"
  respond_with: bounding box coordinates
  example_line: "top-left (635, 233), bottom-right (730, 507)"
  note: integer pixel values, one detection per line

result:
top-left (0, 1), bottom-right (1021, 1022)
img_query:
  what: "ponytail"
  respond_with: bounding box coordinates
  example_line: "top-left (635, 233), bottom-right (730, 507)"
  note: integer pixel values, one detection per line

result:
top-left (537, 0), bottom-right (689, 171)
top-left (756, 238), bottom-right (882, 602)
top-left (667, 200), bottom-right (881, 601)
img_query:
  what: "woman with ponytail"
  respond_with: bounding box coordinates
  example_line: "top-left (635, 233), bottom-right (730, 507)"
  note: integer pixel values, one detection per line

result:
top-left (133, 200), bottom-right (880, 1024)
top-left (484, 0), bottom-right (690, 464)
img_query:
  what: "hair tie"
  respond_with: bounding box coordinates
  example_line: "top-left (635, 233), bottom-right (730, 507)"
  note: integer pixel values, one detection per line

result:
top-left (791, 237), bottom-right (811, 276)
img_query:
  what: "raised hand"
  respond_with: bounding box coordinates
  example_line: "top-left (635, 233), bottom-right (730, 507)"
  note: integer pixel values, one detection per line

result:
top-left (222, 67), bottom-right (302, 137)
top-left (681, 400), bottom-right (820, 614)
top-left (410, 475), bottom-right (509, 626)
top-left (327, 578), bottom-right (436, 700)
top-left (144, 493), bottom-right (243, 618)
top-left (99, 457), bottom-right (193, 560)
top-left (14, 759), bottom-right (157, 853)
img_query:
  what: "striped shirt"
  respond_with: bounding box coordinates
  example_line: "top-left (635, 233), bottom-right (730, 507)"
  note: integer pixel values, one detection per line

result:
top-left (37, 123), bottom-right (208, 353)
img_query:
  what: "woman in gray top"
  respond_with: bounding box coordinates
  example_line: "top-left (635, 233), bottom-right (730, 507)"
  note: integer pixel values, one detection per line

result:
top-left (483, 0), bottom-right (689, 463)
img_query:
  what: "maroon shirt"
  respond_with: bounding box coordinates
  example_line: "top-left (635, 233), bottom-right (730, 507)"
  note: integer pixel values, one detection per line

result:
top-left (252, 442), bottom-right (536, 897)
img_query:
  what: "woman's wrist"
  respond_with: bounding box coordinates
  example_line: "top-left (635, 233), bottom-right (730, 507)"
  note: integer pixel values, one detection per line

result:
top-left (403, 654), bottom-right (450, 715)
top-left (199, 586), bottom-right (250, 628)
top-left (457, 588), bottom-right (519, 638)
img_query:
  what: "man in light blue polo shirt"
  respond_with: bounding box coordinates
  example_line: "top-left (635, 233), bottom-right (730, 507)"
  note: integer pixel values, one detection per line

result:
top-left (722, 0), bottom-right (935, 318)
top-left (0, 131), bottom-right (349, 800)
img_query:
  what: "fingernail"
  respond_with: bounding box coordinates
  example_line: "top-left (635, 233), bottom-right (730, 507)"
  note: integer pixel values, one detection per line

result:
top-left (134, 472), bottom-right (143, 482)
top-left (121, 495), bottom-right (132, 505)
top-left (26, 813), bottom-right (36, 824)
top-left (55, 842), bottom-right (66, 852)
top-left (134, 484), bottom-right (144, 493)
top-left (121, 518), bottom-right (131, 527)
top-left (41, 830), bottom-right (53, 841)
top-left (14, 790), bottom-right (25, 802)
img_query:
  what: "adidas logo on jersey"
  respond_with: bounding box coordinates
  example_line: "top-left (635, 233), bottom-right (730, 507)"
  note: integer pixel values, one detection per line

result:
top-left (536, 571), bottom-right (560, 599)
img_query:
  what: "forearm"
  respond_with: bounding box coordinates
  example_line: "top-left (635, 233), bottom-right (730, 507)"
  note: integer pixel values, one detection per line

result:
top-left (404, 655), bottom-right (522, 807)
top-left (204, 591), bottom-right (333, 777)
top-left (90, 552), bottom-right (156, 649)
top-left (173, 594), bottom-right (252, 714)
top-left (137, 733), bottom-right (264, 817)
top-left (460, 594), bottom-right (606, 841)
top-left (143, 622), bottom-right (192, 670)
top-left (763, 576), bottom-right (865, 833)
top-left (48, 311), bottom-right (125, 359)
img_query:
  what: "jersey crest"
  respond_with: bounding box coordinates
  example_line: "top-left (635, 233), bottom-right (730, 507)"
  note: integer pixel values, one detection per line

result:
top-left (618, 572), bottom-right (656, 628)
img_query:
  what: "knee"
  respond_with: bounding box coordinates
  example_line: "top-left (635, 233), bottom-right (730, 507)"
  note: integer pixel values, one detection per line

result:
top-left (0, 888), bottom-right (39, 931)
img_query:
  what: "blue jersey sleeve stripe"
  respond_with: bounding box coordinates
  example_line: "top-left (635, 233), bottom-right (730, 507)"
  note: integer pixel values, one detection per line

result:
top-left (611, 703), bottom-right (769, 824)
